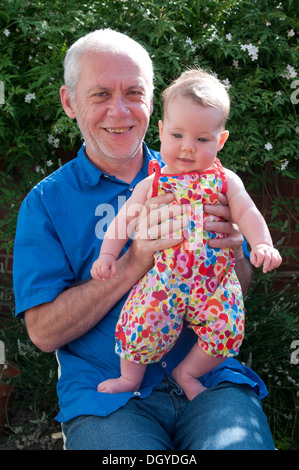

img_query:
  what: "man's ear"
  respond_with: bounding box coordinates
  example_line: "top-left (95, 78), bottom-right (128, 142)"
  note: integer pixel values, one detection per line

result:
top-left (218, 130), bottom-right (229, 151)
top-left (150, 97), bottom-right (154, 116)
top-left (60, 85), bottom-right (76, 119)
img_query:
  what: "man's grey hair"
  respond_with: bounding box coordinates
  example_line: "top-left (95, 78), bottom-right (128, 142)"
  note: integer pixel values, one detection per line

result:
top-left (63, 28), bottom-right (154, 101)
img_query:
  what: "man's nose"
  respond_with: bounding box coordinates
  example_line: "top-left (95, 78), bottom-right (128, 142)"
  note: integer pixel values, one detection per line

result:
top-left (108, 95), bottom-right (130, 118)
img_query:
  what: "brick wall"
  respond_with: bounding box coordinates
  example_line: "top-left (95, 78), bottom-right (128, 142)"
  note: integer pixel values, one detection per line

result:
top-left (243, 174), bottom-right (298, 292)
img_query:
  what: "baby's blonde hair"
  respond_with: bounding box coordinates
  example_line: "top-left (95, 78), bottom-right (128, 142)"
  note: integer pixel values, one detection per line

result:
top-left (162, 68), bottom-right (230, 128)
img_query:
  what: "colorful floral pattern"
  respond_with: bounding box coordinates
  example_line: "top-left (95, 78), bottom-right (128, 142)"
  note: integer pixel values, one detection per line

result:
top-left (115, 159), bottom-right (244, 364)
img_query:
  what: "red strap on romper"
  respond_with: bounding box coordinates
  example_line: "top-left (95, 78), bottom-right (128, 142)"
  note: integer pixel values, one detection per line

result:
top-left (148, 159), bottom-right (162, 197)
top-left (214, 157), bottom-right (227, 194)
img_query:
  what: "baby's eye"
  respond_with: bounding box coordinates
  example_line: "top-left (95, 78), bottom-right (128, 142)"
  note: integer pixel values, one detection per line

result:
top-left (173, 133), bottom-right (182, 138)
top-left (198, 137), bottom-right (207, 142)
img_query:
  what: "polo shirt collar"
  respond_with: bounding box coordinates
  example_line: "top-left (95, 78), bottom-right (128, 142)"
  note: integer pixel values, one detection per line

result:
top-left (77, 143), bottom-right (103, 186)
top-left (77, 142), bottom-right (152, 187)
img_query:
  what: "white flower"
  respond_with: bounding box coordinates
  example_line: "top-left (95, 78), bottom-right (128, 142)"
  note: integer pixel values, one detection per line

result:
top-left (265, 142), bottom-right (273, 151)
top-left (240, 43), bottom-right (259, 61)
top-left (46, 159), bottom-right (53, 167)
top-left (265, 21), bottom-right (271, 26)
top-left (48, 134), bottom-right (60, 148)
top-left (287, 29), bottom-right (295, 38)
top-left (281, 161), bottom-right (289, 171)
top-left (280, 65), bottom-right (297, 80)
top-left (3, 29), bottom-right (10, 37)
top-left (226, 33), bottom-right (232, 41)
top-left (207, 25), bottom-right (217, 42)
top-left (233, 60), bottom-right (240, 69)
top-left (222, 78), bottom-right (232, 89)
top-left (185, 37), bottom-right (196, 51)
top-left (24, 92), bottom-right (36, 103)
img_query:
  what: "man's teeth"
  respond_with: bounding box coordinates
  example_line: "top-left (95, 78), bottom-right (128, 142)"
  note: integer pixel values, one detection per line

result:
top-left (106, 128), bottom-right (130, 133)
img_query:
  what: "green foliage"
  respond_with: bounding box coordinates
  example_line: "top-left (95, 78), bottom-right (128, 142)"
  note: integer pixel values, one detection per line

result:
top-left (239, 277), bottom-right (298, 450)
top-left (0, 0), bottom-right (298, 252)
top-left (0, 281), bottom-right (58, 428)
top-left (0, 0), bottom-right (298, 449)
top-left (0, 0), bottom-right (298, 177)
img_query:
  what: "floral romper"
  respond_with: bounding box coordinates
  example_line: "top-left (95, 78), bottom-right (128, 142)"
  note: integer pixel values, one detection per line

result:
top-left (115, 159), bottom-right (245, 364)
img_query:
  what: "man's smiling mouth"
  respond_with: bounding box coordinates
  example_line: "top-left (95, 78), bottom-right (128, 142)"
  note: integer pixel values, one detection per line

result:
top-left (106, 127), bottom-right (131, 134)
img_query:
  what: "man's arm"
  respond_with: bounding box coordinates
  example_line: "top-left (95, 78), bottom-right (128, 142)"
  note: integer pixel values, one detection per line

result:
top-left (25, 192), bottom-right (185, 352)
top-left (25, 251), bottom-right (143, 353)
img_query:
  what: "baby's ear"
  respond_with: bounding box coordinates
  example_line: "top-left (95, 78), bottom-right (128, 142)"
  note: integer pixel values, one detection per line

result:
top-left (158, 120), bottom-right (164, 140)
top-left (218, 130), bottom-right (229, 150)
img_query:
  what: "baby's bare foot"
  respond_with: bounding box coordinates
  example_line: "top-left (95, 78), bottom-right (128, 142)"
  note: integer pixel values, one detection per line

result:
top-left (97, 376), bottom-right (141, 394)
top-left (172, 367), bottom-right (207, 401)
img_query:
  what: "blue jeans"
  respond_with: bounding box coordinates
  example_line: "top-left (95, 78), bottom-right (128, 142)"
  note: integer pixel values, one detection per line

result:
top-left (62, 376), bottom-right (275, 450)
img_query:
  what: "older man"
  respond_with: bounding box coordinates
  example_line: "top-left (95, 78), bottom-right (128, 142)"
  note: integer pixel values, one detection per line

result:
top-left (13, 29), bottom-right (274, 450)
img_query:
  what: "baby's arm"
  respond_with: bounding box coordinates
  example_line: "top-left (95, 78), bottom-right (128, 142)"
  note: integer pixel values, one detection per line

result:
top-left (225, 169), bottom-right (282, 273)
top-left (91, 176), bottom-right (153, 281)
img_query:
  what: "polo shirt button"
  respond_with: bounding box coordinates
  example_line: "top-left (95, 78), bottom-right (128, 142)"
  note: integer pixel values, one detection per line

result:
top-left (128, 187), bottom-right (134, 192)
top-left (161, 361), bottom-right (167, 368)
top-left (134, 391), bottom-right (141, 396)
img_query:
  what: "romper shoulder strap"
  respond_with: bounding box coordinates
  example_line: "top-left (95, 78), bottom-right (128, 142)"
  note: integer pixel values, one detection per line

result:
top-left (214, 157), bottom-right (227, 194)
top-left (148, 159), bottom-right (162, 197)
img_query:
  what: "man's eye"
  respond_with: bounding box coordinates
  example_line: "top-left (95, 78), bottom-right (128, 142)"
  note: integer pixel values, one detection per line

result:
top-left (128, 90), bottom-right (144, 99)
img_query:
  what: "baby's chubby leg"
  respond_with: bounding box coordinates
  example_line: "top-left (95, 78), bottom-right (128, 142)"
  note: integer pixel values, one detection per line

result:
top-left (172, 343), bottom-right (226, 401)
top-left (97, 359), bottom-right (147, 394)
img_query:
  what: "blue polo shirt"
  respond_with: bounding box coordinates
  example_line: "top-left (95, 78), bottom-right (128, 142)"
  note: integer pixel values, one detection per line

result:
top-left (13, 143), bottom-right (267, 423)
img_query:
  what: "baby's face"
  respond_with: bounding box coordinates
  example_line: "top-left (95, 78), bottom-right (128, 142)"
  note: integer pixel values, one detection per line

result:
top-left (159, 96), bottom-right (229, 174)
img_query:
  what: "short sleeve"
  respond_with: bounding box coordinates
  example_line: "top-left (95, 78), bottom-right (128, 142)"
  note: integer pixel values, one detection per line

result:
top-left (13, 193), bottom-right (75, 318)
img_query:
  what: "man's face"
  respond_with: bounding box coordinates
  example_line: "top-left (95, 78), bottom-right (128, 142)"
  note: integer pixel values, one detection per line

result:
top-left (70, 51), bottom-right (153, 169)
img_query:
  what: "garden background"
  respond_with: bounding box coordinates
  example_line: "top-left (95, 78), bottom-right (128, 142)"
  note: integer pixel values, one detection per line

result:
top-left (0, 0), bottom-right (298, 450)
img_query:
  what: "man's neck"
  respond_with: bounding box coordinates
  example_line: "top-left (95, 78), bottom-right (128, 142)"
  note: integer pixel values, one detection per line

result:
top-left (86, 148), bottom-right (144, 184)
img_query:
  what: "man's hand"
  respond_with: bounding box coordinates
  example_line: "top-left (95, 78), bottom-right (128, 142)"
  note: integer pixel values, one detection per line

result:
top-left (204, 192), bottom-right (244, 259)
top-left (204, 192), bottom-right (253, 295)
top-left (128, 192), bottom-right (187, 274)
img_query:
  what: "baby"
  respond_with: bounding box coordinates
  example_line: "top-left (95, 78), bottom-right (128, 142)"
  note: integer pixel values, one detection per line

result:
top-left (91, 68), bottom-right (281, 401)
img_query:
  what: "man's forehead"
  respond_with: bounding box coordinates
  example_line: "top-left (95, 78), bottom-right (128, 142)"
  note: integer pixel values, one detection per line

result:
top-left (78, 51), bottom-right (151, 91)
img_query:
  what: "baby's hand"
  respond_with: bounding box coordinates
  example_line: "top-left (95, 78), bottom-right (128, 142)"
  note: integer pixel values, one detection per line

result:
top-left (250, 244), bottom-right (282, 273)
top-left (90, 254), bottom-right (117, 282)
